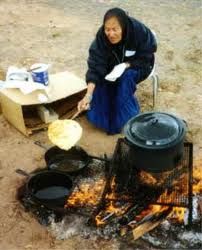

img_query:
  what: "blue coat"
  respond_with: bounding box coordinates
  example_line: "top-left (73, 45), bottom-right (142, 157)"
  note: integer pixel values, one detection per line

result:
top-left (86, 17), bottom-right (157, 85)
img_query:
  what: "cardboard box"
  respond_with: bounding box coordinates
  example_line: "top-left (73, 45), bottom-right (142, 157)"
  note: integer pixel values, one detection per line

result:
top-left (0, 71), bottom-right (86, 135)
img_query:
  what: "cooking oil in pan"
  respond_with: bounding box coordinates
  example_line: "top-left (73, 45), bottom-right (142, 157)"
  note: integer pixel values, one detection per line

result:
top-left (35, 186), bottom-right (70, 199)
top-left (49, 160), bottom-right (85, 172)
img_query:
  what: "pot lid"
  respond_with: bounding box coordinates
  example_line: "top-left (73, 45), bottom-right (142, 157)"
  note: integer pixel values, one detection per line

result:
top-left (124, 112), bottom-right (185, 148)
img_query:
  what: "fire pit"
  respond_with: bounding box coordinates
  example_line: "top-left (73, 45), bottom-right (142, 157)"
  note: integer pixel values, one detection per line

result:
top-left (80, 139), bottom-right (193, 230)
top-left (17, 139), bottom-right (201, 248)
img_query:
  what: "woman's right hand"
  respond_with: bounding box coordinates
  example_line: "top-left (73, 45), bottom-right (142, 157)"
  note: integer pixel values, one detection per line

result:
top-left (77, 94), bottom-right (92, 112)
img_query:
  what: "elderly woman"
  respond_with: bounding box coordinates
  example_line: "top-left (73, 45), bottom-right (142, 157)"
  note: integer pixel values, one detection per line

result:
top-left (78, 7), bottom-right (157, 134)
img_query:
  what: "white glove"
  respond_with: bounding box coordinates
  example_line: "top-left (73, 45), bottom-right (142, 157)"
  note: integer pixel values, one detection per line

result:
top-left (105, 63), bottom-right (127, 82)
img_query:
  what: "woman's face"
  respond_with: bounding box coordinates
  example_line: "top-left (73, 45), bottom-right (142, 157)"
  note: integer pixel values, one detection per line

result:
top-left (104, 16), bottom-right (122, 44)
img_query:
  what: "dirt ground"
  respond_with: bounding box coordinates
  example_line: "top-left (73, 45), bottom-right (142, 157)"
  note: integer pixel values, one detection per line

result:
top-left (0, 0), bottom-right (201, 249)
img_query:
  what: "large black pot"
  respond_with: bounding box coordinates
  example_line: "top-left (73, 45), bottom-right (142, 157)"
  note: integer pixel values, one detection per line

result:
top-left (123, 112), bottom-right (187, 173)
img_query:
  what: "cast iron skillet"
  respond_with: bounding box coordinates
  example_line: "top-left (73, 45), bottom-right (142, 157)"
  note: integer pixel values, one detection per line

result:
top-left (34, 141), bottom-right (108, 174)
top-left (16, 168), bottom-right (73, 209)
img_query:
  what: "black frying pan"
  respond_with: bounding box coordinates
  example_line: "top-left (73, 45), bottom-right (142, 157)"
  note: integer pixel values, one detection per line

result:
top-left (16, 169), bottom-right (73, 209)
top-left (34, 141), bottom-right (108, 174)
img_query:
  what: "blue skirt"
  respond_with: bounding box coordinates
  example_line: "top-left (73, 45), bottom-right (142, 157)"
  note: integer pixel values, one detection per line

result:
top-left (87, 69), bottom-right (140, 134)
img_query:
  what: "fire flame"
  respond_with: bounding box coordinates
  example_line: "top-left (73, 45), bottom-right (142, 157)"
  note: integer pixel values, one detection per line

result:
top-left (65, 178), bottom-right (106, 208)
top-left (65, 159), bottom-right (201, 226)
top-left (193, 164), bottom-right (202, 194)
top-left (135, 205), bottom-right (169, 221)
top-left (160, 163), bottom-right (201, 222)
top-left (95, 176), bottom-right (131, 225)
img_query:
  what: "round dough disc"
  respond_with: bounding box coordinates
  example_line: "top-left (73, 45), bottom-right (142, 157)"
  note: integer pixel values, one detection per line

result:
top-left (48, 119), bottom-right (82, 150)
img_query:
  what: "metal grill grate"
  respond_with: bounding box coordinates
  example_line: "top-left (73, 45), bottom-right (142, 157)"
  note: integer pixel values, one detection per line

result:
top-left (111, 139), bottom-right (193, 224)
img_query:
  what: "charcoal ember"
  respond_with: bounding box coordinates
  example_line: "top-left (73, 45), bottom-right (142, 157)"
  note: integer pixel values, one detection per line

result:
top-left (138, 171), bottom-right (157, 186)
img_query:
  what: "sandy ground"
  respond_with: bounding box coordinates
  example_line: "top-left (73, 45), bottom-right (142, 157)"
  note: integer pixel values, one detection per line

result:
top-left (0, 0), bottom-right (201, 249)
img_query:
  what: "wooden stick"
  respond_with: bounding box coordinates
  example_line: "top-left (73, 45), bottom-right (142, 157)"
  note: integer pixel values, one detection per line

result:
top-left (70, 110), bottom-right (82, 120)
top-left (101, 212), bottom-right (115, 222)
top-left (132, 207), bottom-right (172, 241)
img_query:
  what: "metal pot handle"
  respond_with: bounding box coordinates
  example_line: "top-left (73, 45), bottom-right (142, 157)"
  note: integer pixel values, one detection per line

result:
top-left (182, 119), bottom-right (188, 128)
top-left (48, 163), bottom-right (58, 170)
top-left (88, 154), bottom-right (109, 162)
top-left (149, 118), bottom-right (159, 125)
top-left (15, 169), bottom-right (30, 177)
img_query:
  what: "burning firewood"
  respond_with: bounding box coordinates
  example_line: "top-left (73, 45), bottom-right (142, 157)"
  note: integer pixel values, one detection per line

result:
top-left (132, 207), bottom-right (172, 240)
top-left (120, 207), bottom-right (172, 241)
top-left (139, 170), bottom-right (157, 186)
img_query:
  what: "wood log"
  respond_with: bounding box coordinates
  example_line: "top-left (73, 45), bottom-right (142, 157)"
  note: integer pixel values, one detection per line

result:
top-left (120, 207), bottom-right (172, 240)
top-left (132, 207), bottom-right (172, 241)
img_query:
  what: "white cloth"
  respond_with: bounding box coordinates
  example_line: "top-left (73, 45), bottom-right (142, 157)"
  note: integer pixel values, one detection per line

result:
top-left (125, 50), bottom-right (136, 57)
top-left (105, 63), bottom-right (127, 82)
top-left (6, 66), bottom-right (32, 82)
top-left (0, 79), bottom-right (46, 95)
top-left (0, 66), bottom-right (47, 95)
